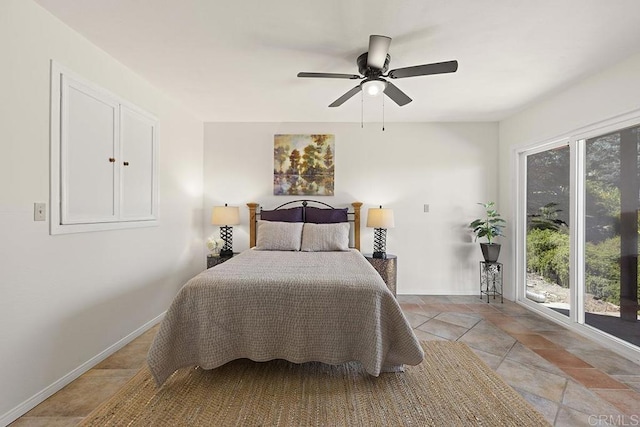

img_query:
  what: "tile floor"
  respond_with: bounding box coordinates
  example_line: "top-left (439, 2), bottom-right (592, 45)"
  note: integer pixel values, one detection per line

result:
top-left (11, 295), bottom-right (640, 426)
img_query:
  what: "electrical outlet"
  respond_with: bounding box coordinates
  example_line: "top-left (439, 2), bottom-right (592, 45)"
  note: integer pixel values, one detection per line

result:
top-left (34, 202), bottom-right (46, 221)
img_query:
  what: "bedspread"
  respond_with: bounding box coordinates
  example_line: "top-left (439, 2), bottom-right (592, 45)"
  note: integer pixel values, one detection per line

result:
top-left (147, 249), bottom-right (424, 386)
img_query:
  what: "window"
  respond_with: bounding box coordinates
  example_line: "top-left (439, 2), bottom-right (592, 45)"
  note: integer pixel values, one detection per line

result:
top-left (50, 62), bottom-right (158, 234)
top-left (517, 112), bottom-right (640, 358)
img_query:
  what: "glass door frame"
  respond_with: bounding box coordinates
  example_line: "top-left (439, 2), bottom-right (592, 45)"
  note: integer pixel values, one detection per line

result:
top-left (513, 110), bottom-right (640, 364)
top-left (515, 138), bottom-right (577, 325)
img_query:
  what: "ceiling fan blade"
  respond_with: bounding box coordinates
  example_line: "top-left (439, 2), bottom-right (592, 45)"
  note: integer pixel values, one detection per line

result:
top-left (388, 60), bottom-right (458, 79)
top-left (384, 82), bottom-right (412, 106)
top-left (298, 72), bottom-right (361, 79)
top-left (367, 35), bottom-right (392, 69)
top-left (329, 85), bottom-right (362, 107)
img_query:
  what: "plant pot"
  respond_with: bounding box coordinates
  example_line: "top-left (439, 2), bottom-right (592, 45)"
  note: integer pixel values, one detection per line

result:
top-left (480, 243), bottom-right (501, 262)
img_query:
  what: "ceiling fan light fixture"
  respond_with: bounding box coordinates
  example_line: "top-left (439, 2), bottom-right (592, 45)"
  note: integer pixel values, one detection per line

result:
top-left (362, 79), bottom-right (387, 97)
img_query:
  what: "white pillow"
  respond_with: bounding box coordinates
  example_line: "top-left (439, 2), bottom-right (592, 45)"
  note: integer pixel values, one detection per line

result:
top-left (301, 222), bottom-right (350, 252)
top-left (255, 220), bottom-right (303, 251)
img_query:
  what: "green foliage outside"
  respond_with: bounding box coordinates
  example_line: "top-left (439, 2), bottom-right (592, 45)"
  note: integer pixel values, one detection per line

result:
top-left (527, 229), bottom-right (570, 288)
top-left (585, 237), bottom-right (621, 302)
top-left (527, 128), bottom-right (640, 309)
top-left (527, 230), bottom-right (623, 304)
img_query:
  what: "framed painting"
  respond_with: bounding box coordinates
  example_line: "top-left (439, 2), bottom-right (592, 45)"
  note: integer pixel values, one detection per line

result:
top-left (273, 134), bottom-right (335, 196)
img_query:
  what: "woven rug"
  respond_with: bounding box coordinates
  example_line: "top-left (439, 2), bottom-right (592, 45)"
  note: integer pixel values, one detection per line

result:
top-left (80, 341), bottom-right (549, 426)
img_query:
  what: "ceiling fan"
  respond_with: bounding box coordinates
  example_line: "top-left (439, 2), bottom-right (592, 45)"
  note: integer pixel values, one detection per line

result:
top-left (297, 35), bottom-right (458, 107)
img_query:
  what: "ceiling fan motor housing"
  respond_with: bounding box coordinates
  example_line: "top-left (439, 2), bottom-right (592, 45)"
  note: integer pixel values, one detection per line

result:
top-left (357, 52), bottom-right (390, 76)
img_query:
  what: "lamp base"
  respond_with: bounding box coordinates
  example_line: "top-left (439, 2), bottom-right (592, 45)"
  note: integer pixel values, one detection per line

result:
top-left (372, 251), bottom-right (387, 259)
top-left (219, 249), bottom-right (234, 257)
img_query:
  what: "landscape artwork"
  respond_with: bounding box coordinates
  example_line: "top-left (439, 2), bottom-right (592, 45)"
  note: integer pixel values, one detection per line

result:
top-left (273, 134), bottom-right (335, 196)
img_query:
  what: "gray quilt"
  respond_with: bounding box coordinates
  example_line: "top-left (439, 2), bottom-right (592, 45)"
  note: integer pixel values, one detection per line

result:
top-left (147, 249), bottom-right (424, 386)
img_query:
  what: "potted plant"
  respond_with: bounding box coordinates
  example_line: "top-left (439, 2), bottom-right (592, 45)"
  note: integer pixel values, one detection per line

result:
top-left (469, 202), bottom-right (506, 262)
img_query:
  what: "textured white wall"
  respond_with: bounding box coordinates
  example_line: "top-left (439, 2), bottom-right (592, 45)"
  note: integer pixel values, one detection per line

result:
top-left (0, 0), bottom-right (204, 422)
top-left (204, 122), bottom-right (499, 295)
top-left (498, 52), bottom-right (640, 300)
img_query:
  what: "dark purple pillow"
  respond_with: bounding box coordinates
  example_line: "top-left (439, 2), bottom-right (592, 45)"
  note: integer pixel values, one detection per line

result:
top-left (260, 207), bottom-right (303, 222)
top-left (305, 207), bottom-right (348, 224)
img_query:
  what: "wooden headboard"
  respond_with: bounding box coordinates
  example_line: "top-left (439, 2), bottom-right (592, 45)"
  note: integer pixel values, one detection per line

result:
top-left (247, 200), bottom-right (362, 251)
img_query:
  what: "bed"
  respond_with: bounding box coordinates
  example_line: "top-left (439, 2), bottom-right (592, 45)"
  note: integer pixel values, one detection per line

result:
top-left (147, 200), bottom-right (424, 386)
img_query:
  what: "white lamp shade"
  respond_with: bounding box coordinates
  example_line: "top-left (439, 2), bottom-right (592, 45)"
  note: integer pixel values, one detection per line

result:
top-left (366, 207), bottom-right (395, 229)
top-left (362, 79), bottom-right (387, 97)
top-left (211, 205), bottom-right (240, 226)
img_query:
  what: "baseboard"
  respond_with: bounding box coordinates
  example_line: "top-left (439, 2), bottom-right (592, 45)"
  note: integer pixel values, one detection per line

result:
top-left (0, 312), bottom-right (165, 427)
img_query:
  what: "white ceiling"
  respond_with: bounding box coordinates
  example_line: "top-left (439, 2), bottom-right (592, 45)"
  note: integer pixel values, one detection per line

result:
top-left (35, 0), bottom-right (640, 122)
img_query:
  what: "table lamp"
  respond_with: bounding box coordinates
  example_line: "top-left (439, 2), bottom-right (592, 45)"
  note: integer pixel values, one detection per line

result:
top-left (211, 204), bottom-right (240, 257)
top-left (366, 206), bottom-right (395, 259)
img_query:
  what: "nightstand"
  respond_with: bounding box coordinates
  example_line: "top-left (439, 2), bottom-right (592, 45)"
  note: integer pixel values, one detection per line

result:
top-left (364, 253), bottom-right (397, 296)
top-left (207, 253), bottom-right (236, 269)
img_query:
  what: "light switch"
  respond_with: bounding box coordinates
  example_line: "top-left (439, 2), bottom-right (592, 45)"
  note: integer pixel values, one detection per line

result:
top-left (34, 203), bottom-right (46, 221)
top-left (423, 204), bottom-right (429, 213)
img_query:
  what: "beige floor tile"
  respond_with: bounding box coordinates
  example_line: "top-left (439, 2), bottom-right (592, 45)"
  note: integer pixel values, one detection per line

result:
top-left (400, 303), bottom-right (441, 318)
top-left (514, 315), bottom-right (568, 332)
top-left (418, 295), bottom-right (453, 304)
top-left (562, 368), bottom-right (629, 389)
top-left (413, 328), bottom-right (449, 342)
top-left (433, 312), bottom-right (482, 329)
top-left (510, 333), bottom-right (559, 349)
top-left (416, 318), bottom-right (469, 340)
top-left (562, 380), bottom-right (625, 417)
top-left (555, 406), bottom-right (606, 427)
top-left (23, 376), bottom-right (130, 417)
top-left (458, 320), bottom-right (517, 357)
top-left (93, 342), bottom-right (149, 370)
top-left (611, 375), bottom-right (640, 393)
top-left (505, 343), bottom-right (568, 377)
top-left (9, 417), bottom-right (85, 426)
top-left (396, 295), bottom-right (424, 304)
top-left (81, 368), bottom-right (140, 378)
top-left (514, 388), bottom-right (559, 425)
top-left (403, 312), bottom-right (431, 328)
top-left (489, 301), bottom-right (533, 315)
top-left (533, 348), bottom-right (593, 369)
top-left (468, 347), bottom-right (503, 369)
top-left (496, 358), bottom-right (567, 403)
top-left (569, 348), bottom-right (640, 376)
top-left (542, 330), bottom-right (608, 352)
top-left (593, 389), bottom-right (640, 416)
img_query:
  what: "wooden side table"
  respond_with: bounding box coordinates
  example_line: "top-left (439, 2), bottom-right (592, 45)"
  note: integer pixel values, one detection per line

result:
top-left (207, 253), bottom-right (236, 269)
top-left (364, 253), bottom-right (397, 296)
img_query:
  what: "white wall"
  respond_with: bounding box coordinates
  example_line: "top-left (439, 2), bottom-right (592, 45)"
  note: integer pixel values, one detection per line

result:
top-left (498, 52), bottom-right (640, 299)
top-left (0, 0), bottom-right (204, 422)
top-left (204, 122), bottom-right (499, 295)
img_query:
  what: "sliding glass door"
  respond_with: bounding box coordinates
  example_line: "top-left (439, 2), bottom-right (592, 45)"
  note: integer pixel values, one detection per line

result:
top-left (525, 145), bottom-right (571, 317)
top-left (584, 125), bottom-right (640, 347)
top-left (519, 120), bottom-right (640, 350)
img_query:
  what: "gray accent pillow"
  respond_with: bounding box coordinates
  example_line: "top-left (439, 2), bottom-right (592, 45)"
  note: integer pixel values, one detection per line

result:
top-left (255, 220), bottom-right (303, 251)
top-left (301, 222), bottom-right (350, 252)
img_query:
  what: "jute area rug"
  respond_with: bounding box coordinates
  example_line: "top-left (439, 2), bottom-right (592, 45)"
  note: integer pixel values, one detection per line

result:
top-left (80, 341), bottom-right (549, 426)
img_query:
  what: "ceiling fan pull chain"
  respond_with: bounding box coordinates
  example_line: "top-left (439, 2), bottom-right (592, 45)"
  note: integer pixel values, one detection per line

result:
top-left (381, 92), bottom-right (385, 131)
top-left (361, 90), bottom-right (364, 128)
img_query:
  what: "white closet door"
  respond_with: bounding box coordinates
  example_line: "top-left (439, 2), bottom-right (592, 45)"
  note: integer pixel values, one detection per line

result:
top-left (61, 76), bottom-right (119, 224)
top-left (119, 105), bottom-right (157, 220)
